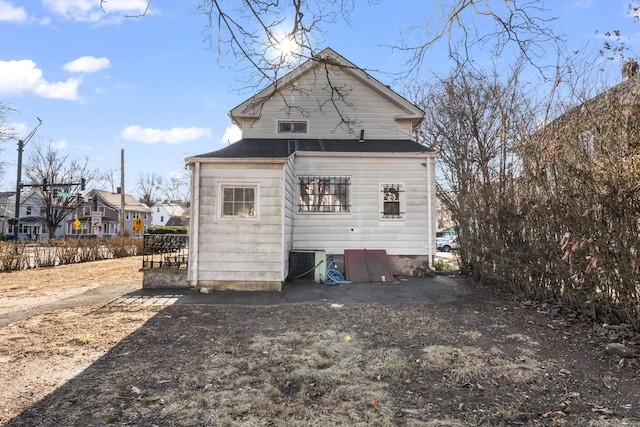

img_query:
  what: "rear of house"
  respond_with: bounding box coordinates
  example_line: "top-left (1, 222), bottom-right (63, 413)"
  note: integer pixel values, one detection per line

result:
top-left (186, 48), bottom-right (436, 291)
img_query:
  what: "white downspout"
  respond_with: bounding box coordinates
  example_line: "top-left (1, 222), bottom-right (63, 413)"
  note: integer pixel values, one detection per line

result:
top-left (426, 155), bottom-right (434, 270)
top-left (189, 162), bottom-right (201, 287)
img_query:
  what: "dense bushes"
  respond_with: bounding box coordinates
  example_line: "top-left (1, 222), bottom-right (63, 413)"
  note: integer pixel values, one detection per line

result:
top-left (460, 90), bottom-right (640, 330)
top-left (423, 66), bottom-right (640, 331)
top-left (0, 237), bottom-right (144, 272)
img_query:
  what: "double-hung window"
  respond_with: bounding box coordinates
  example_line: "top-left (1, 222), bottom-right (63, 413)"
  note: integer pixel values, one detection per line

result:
top-left (298, 176), bottom-right (350, 213)
top-left (219, 184), bottom-right (259, 219)
top-left (381, 184), bottom-right (404, 219)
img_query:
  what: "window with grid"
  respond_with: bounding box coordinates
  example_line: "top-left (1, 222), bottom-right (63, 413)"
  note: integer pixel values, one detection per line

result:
top-left (278, 120), bottom-right (307, 133)
top-left (381, 184), bottom-right (404, 219)
top-left (222, 186), bottom-right (256, 217)
top-left (298, 176), bottom-right (350, 213)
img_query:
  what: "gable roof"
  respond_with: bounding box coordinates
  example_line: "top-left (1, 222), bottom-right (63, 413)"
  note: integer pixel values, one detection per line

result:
top-left (92, 189), bottom-right (152, 213)
top-left (152, 202), bottom-right (185, 217)
top-left (229, 47), bottom-right (424, 129)
top-left (540, 73), bottom-right (640, 133)
top-left (187, 138), bottom-right (433, 162)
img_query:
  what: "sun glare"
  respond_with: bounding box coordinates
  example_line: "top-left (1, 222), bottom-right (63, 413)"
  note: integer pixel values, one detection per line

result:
top-left (274, 34), bottom-right (298, 61)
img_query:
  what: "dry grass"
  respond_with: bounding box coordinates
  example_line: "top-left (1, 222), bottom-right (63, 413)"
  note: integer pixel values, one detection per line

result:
top-left (0, 258), bottom-right (638, 426)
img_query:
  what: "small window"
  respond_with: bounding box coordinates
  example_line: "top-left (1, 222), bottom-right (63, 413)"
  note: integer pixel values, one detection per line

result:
top-left (25, 206), bottom-right (32, 215)
top-left (278, 120), bottom-right (307, 133)
top-left (381, 184), bottom-right (404, 219)
top-left (83, 207), bottom-right (91, 216)
top-left (298, 176), bottom-right (350, 213)
top-left (160, 216), bottom-right (164, 222)
top-left (221, 185), bottom-right (257, 218)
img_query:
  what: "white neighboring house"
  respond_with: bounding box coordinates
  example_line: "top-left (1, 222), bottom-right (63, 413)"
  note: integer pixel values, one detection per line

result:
top-left (151, 202), bottom-right (186, 227)
top-left (2, 191), bottom-right (52, 240)
top-left (185, 48), bottom-right (437, 291)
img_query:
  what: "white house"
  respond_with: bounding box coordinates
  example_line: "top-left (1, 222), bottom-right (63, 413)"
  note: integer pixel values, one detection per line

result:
top-left (185, 48), bottom-right (437, 291)
top-left (151, 201), bottom-right (186, 227)
top-left (2, 191), bottom-right (51, 240)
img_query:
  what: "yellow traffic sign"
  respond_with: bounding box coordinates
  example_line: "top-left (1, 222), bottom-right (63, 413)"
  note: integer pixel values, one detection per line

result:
top-left (74, 218), bottom-right (80, 230)
top-left (133, 217), bottom-right (144, 233)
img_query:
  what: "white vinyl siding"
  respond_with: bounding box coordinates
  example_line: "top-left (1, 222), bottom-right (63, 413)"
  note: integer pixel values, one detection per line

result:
top-left (238, 68), bottom-right (416, 140)
top-left (283, 157), bottom-right (296, 273)
top-left (292, 154), bottom-right (435, 256)
top-left (196, 162), bottom-right (287, 283)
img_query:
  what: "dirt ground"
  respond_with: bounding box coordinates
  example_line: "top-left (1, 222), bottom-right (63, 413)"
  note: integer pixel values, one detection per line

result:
top-left (0, 257), bottom-right (639, 426)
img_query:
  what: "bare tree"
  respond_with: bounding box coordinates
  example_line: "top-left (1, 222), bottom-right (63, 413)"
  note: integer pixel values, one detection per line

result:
top-left (101, 1), bottom-right (564, 87)
top-left (416, 60), bottom-right (533, 272)
top-left (0, 103), bottom-right (17, 181)
top-left (160, 172), bottom-right (190, 203)
top-left (98, 163), bottom-right (120, 193)
top-left (23, 141), bottom-right (98, 236)
top-left (135, 172), bottom-right (163, 207)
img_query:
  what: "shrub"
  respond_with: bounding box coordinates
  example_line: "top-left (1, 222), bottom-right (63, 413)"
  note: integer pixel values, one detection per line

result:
top-left (147, 226), bottom-right (187, 235)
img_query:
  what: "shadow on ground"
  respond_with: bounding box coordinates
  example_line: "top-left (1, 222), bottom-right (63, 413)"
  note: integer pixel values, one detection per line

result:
top-left (4, 276), bottom-right (639, 427)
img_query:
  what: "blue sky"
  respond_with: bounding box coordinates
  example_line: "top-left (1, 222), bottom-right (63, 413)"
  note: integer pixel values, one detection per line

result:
top-left (1, 0), bottom-right (639, 194)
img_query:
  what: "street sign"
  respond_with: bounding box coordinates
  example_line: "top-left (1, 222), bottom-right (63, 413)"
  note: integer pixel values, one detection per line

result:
top-left (91, 211), bottom-right (102, 228)
top-left (133, 217), bottom-right (144, 233)
top-left (74, 218), bottom-right (81, 230)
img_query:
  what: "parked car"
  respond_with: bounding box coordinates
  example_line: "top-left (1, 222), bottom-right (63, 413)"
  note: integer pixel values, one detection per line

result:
top-left (436, 237), bottom-right (458, 252)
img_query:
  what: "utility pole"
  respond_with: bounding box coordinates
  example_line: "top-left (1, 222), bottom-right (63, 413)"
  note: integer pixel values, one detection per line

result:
top-left (120, 148), bottom-right (125, 236)
top-left (12, 118), bottom-right (43, 243)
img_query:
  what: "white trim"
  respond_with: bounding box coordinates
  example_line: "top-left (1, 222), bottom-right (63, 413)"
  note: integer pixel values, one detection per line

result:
top-left (189, 162), bottom-right (200, 287)
top-left (216, 182), bottom-right (261, 222)
top-left (426, 158), bottom-right (434, 270)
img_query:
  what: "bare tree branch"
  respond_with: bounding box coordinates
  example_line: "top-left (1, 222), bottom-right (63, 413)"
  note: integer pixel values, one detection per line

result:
top-left (0, 103), bottom-right (17, 181)
top-left (24, 141), bottom-right (99, 236)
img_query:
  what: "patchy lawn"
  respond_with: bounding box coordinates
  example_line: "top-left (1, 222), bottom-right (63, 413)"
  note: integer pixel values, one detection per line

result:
top-left (0, 258), bottom-right (638, 426)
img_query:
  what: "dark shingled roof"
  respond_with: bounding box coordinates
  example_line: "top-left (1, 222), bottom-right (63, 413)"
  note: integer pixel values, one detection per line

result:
top-left (191, 138), bottom-right (433, 159)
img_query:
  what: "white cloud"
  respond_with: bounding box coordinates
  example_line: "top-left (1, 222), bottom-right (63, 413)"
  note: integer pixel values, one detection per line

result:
top-left (63, 56), bottom-right (111, 73)
top-left (49, 140), bottom-right (68, 150)
top-left (120, 125), bottom-right (212, 144)
top-left (10, 121), bottom-right (27, 133)
top-left (0, 0), bottom-right (27, 22)
top-left (42, 0), bottom-right (151, 22)
top-left (221, 125), bottom-right (242, 144)
top-left (0, 59), bottom-right (81, 100)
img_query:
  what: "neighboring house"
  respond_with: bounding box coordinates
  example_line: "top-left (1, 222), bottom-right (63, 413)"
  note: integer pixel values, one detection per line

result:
top-left (185, 48), bottom-right (437, 291)
top-left (2, 191), bottom-right (50, 240)
top-left (0, 192), bottom-right (14, 240)
top-left (151, 201), bottom-right (186, 227)
top-left (65, 189), bottom-right (152, 237)
top-left (527, 61), bottom-right (640, 181)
